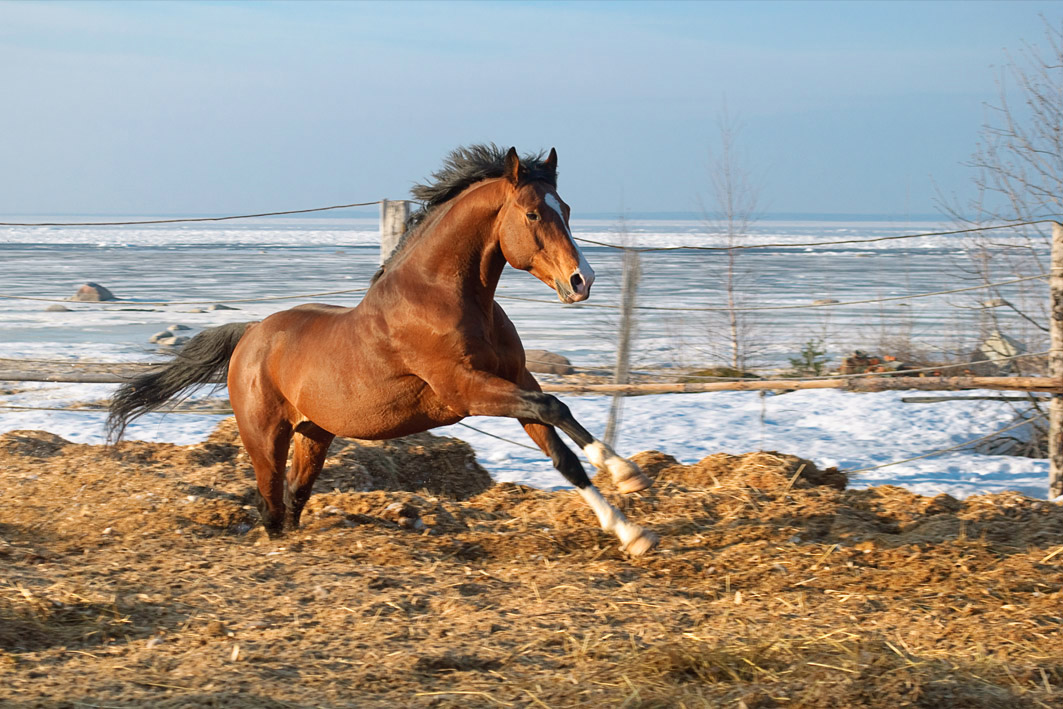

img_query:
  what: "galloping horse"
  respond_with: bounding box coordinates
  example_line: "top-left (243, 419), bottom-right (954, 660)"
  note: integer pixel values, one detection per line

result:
top-left (108, 145), bottom-right (658, 555)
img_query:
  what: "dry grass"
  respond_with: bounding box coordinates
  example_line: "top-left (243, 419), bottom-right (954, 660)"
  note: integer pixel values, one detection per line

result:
top-left (1, 422), bottom-right (1062, 708)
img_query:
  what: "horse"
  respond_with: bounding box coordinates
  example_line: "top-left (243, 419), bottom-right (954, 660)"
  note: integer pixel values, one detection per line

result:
top-left (107, 144), bottom-right (659, 555)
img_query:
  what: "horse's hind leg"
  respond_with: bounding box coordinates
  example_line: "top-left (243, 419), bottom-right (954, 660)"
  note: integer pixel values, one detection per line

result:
top-left (285, 426), bottom-right (334, 530)
top-left (235, 415), bottom-right (293, 538)
top-left (520, 418), bottom-right (658, 556)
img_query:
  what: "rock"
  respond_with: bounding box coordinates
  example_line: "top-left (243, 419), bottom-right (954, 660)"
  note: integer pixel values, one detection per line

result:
top-left (970, 330), bottom-right (1026, 374)
top-left (525, 349), bottom-right (574, 375)
top-left (148, 331), bottom-right (172, 344)
top-left (208, 304), bottom-right (238, 311)
top-left (70, 282), bottom-right (116, 302)
top-left (812, 298), bottom-right (840, 305)
top-left (45, 304), bottom-right (71, 312)
top-left (183, 308), bottom-right (207, 314)
top-left (155, 335), bottom-right (189, 347)
top-left (167, 324), bottom-right (190, 331)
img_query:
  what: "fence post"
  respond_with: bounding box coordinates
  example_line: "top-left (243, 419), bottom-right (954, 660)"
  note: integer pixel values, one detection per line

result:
top-left (603, 248), bottom-right (641, 447)
top-left (380, 200), bottom-right (410, 265)
top-left (1050, 222), bottom-right (1063, 498)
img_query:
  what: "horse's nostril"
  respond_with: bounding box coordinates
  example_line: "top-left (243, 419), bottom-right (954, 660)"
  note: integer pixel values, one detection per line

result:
top-left (570, 273), bottom-right (585, 292)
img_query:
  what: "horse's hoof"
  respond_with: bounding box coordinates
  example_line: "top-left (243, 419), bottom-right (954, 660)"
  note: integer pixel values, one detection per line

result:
top-left (623, 528), bottom-right (660, 557)
top-left (615, 469), bottom-right (654, 494)
top-left (607, 458), bottom-right (654, 493)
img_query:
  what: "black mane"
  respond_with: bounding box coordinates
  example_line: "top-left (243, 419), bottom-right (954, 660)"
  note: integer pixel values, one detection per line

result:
top-left (407, 143), bottom-right (557, 228)
top-left (372, 144), bottom-right (558, 282)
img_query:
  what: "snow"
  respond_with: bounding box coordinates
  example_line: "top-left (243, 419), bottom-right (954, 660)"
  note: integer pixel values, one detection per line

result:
top-left (0, 383), bottom-right (1051, 501)
top-left (1, 216), bottom-right (1054, 501)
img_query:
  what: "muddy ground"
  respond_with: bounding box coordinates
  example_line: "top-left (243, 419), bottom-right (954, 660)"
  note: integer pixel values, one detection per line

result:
top-left (1, 421), bottom-right (1062, 708)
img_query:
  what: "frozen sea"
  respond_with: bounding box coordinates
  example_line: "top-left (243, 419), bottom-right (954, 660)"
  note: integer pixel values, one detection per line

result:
top-left (0, 215), bottom-right (1055, 499)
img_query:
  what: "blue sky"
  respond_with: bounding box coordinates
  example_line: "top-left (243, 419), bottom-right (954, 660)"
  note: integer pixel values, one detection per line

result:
top-left (0, 1), bottom-right (1059, 218)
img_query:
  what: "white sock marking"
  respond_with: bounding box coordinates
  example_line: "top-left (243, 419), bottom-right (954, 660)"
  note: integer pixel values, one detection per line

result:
top-left (583, 440), bottom-right (608, 469)
top-left (578, 486), bottom-right (642, 547)
top-left (583, 438), bottom-right (642, 484)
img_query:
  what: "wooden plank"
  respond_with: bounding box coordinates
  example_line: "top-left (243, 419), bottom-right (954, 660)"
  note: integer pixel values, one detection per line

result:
top-left (0, 367), bottom-right (1058, 393)
top-left (540, 376), bottom-right (1062, 395)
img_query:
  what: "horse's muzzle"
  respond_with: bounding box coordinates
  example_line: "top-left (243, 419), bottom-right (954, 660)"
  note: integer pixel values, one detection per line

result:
top-left (555, 270), bottom-right (593, 303)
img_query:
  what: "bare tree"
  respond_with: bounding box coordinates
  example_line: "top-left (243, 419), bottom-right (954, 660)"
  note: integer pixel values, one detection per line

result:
top-left (701, 108), bottom-right (762, 372)
top-left (939, 17), bottom-right (1063, 369)
top-left (938, 17), bottom-right (1063, 473)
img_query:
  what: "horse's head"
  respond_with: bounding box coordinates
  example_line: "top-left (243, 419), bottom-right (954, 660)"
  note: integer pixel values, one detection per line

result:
top-left (496, 147), bottom-right (595, 303)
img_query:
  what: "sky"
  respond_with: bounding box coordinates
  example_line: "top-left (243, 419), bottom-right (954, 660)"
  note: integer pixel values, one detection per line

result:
top-left (0, 0), bottom-right (1060, 219)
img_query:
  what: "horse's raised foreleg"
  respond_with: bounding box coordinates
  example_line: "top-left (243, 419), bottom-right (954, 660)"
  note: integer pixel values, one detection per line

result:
top-left (438, 369), bottom-right (653, 493)
top-left (285, 426), bottom-right (335, 530)
top-left (434, 368), bottom-right (657, 554)
top-left (521, 418), bottom-right (659, 555)
top-left (514, 378), bottom-right (653, 494)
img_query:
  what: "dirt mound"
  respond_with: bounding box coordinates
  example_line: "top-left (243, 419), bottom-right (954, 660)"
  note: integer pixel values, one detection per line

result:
top-left (0, 429), bottom-right (72, 458)
top-left (191, 417), bottom-right (493, 499)
top-left (321, 433), bottom-right (493, 500)
top-left (624, 449), bottom-right (847, 491)
top-left (2, 431), bottom-right (1062, 708)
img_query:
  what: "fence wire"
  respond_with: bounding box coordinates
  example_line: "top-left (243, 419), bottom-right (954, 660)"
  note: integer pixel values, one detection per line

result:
top-left (0, 402), bottom-right (1044, 479)
top-left (0, 287), bottom-right (369, 306)
top-left (0, 201), bottom-right (387, 227)
top-left (2, 271), bottom-right (1043, 312)
top-left (574, 218), bottom-right (1061, 252)
top-left (496, 273), bottom-right (1052, 313)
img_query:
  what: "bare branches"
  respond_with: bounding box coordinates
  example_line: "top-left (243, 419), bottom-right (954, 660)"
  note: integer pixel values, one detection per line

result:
top-left (701, 106), bottom-right (763, 371)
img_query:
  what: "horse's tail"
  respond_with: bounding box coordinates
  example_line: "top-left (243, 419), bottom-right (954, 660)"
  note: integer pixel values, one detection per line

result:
top-left (106, 322), bottom-right (252, 443)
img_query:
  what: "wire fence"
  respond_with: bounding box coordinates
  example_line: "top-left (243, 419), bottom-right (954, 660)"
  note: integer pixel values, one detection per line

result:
top-left (0, 401), bottom-right (1044, 475)
top-left (1, 201), bottom-right (1059, 486)
top-left (0, 201), bottom-right (384, 227)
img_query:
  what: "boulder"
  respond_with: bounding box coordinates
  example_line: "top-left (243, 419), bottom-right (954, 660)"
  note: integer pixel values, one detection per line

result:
top-left (812, 298), bottom-right (840, 306)
top-left (45, 304), bottom-right (71, 312)
top-left (167, 324), bottom-right (190, 331)
top-left (525, 349), bottom-right (574, 375)
top-left (208, 303), bottom-right (238, 311)
top-left (70, 282), bottom-right (116, 302)
top-left (969, 330), bottom-right (1026, 375)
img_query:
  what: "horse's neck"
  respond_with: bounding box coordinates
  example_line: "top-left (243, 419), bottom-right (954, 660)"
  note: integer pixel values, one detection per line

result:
top-left (409, 180), bottom-right (507, 309)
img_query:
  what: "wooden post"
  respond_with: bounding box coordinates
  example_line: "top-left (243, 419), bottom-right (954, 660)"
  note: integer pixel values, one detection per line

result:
top-left (1049, 222), bottom-right (1063, 498)
top-left (603, 249), bottom-right (641, 447)
top-left (380, 199), bottom-right (410, 265)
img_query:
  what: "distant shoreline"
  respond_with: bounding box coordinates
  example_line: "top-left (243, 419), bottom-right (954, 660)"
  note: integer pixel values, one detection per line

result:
top-left (0, 210), bottom-right (951, 223)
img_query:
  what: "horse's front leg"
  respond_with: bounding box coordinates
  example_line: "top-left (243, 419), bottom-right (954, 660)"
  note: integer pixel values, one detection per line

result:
top-left (431, 368), bottom-right (658, 554)
top-left (520, 418), bottom-right (658, 555)
top-left (507, 369), bottom-right (652, 492)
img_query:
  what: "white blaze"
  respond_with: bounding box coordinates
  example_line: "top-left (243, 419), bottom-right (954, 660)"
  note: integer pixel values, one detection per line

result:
top-left (544, 192), bottom-right (595, 284)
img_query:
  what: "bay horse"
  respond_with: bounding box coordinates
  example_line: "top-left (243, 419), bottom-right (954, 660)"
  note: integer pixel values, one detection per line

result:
top-left (108, 145), bottom-right (658, 555)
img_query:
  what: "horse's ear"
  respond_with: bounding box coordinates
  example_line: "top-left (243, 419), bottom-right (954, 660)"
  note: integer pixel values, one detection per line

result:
top-left (544, 147), bottom-right (557, 176)
top-left (503, 147), bottom-right (520, 184)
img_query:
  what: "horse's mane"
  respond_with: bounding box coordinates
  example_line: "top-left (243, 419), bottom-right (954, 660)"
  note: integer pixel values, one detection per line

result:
top-left (372, 144), bottom-right (557, 282)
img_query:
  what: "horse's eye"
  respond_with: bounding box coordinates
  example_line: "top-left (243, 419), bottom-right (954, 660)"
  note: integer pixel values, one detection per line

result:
top-left (526, 212), bottom-right (540, 222)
